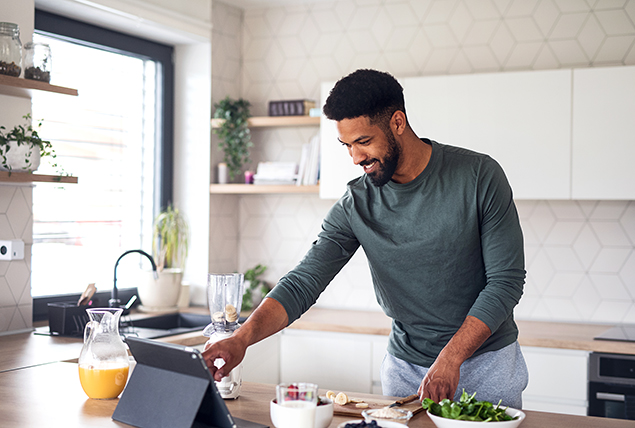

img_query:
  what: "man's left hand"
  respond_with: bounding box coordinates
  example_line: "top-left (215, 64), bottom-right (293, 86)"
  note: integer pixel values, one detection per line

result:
top-left (417, 354), bottom-right (461, 402)
top-left (417, 316), bottom-right (492, 403)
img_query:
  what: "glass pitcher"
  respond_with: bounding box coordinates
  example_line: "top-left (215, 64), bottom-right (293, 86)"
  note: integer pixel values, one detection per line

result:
top-left (78, 307), bottom-right (129, 399)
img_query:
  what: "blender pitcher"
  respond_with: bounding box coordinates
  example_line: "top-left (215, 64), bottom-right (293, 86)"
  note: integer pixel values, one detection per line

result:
top-left (204, 273), bottom-right (245, 399)
top-left (78, 307), bottom-right (129, 399)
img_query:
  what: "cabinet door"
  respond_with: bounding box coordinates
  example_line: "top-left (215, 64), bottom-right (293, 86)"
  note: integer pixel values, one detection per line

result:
top-left (402, 70), bottom-right (572, 199)
top-left (572, 66), bottom-right (635, 199)
top-left (280, 329), bottom-right (372, 393)
top-left (521, 346), bottom-right (588, 415)
top-left (319, 81), bottom-right (363, 200)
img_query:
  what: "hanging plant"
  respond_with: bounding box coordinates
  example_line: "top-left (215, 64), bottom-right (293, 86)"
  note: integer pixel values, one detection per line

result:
top-left (212, 97), bottom-right (252, 180)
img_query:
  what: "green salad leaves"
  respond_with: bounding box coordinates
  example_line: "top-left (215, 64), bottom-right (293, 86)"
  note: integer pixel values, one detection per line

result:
top-left (422, 390), bottom-right (518, 422)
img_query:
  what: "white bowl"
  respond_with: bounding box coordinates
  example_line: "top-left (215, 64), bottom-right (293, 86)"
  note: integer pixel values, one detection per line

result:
top-left (337, 420), bottom-right (409, 428)
top-left (270, 397), bottom-right (333, 428)
top-left (427, 407), bottom-right (526, 428)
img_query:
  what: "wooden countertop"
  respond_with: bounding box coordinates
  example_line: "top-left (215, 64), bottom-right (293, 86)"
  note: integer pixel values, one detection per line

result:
top-left (2, 306), bottom-right (634, 374)
top-left (0, 362), bottom-right (631, 428)
top-left (289, 308), bottom-right (635, 355)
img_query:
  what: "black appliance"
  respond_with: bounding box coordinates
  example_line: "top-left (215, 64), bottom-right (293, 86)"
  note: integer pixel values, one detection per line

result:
top-left (588, 352), bottom-right (635, 420)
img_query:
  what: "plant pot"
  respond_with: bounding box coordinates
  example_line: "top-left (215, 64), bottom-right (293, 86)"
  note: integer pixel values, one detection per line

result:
top-left (0, 140), bottom-right (41, 171)
top-left (137, 268), bottom-right (183, 311)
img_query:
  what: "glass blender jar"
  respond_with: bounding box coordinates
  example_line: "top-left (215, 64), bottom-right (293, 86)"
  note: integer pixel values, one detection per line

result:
top-left (204, 273), bottom-right (245, 399)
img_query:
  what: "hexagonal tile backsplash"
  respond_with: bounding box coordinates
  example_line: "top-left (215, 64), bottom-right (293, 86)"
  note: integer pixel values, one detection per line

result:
top-left (210, 0), bottom-right (635, 324)
top-left (0, 184), bottom-right (33, 334)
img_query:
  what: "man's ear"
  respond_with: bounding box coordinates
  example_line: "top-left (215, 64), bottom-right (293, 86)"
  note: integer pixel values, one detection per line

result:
top-left (391, 111), bottom-right (407, 135)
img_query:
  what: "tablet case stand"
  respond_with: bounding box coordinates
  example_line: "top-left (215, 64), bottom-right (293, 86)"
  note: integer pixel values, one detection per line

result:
top-left (112, 337), bottom-right (265, 428)
top-left (112, 363), bottom-right (229, 428)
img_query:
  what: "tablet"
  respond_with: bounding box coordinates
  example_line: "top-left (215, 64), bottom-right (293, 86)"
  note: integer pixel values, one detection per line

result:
top-left (113, 336), bottom-right (268, 428)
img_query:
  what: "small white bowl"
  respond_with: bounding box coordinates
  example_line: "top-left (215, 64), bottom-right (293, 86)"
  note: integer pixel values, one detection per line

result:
top-left (270, 396), bottom-right (333, 428)
top-left (427, 407), bottom-right (526, 428)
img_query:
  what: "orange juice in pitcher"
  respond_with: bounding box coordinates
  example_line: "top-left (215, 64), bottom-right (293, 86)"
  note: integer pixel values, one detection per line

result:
top-left (78, 308), bottom-right (130, 399)
top-left (79, 363), bottom-right (129, 399)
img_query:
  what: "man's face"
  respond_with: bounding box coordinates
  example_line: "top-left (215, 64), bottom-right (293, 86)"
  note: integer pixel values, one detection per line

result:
top-left (336, 116), bottom-right (401, 187)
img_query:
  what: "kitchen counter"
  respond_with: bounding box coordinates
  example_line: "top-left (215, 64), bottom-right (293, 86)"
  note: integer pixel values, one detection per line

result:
top-left (2, 306), bottom-right (634, 374)
top-left (0, 361), bottom-right (631, 428)
top-left (289, 308), bottom-right (635, 355)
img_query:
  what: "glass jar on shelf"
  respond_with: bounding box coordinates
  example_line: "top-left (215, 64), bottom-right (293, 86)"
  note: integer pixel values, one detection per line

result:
top-left (0, 22), bottom-right (22, 77)
top-left (24, 42), bottom-right (51, 82)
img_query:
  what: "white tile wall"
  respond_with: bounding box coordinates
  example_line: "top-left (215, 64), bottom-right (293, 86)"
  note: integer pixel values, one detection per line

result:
top-left (0, 184), bottom-right (33, 334)
top-left (210, 0), bottom-right (635, 323)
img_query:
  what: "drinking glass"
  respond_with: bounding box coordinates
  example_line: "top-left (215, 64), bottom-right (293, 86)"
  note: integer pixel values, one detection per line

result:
top-left (273, 383), bottom-right (318, 428)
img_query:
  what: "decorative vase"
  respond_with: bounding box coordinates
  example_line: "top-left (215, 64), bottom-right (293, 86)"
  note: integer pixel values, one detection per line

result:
top-left (137, 268), bottom-right (183, 311)
top-left (0, 141), bottom-right (41, 171)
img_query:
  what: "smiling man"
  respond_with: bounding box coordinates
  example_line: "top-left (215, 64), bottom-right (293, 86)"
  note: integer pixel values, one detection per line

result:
top-left (204, 69), bottom-right (528, 408)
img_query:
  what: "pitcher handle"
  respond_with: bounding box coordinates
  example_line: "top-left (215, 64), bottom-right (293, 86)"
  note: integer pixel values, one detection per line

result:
top-left (84, 320), bottom-right (99, 344)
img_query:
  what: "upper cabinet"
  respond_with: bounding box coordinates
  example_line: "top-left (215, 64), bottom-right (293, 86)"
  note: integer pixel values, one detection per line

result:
top-left (319, 66), bottom-right (635, 201)
top-left (402, 70), bottom-right (572, 200)
top-left (320, 81), bottom-right (362, 200)
top-left (572, 66), bottom-right (635, 200)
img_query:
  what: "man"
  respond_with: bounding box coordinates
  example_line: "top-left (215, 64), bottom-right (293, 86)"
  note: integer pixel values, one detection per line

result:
top-left (203, 69), bottom-right (528, 407)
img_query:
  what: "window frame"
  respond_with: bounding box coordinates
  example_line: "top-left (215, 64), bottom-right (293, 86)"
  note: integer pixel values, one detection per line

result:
top-left (32, 10), bottom-right (175, 321)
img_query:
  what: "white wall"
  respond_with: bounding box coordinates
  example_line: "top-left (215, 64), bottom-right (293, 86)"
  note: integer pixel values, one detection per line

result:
top-left (0, 0), bottom-right (36, 334)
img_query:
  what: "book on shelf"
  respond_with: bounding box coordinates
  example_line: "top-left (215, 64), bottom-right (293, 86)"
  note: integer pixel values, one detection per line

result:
top-left (297, 134), bottom-right (320, 186)
top-left (253, 162), bottom-right (298, 186)
top-left (268, 99), bottom-right (316, 116)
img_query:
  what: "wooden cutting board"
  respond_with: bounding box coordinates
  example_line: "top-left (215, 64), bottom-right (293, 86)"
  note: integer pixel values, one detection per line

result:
top-left (333, 396), bottom-right (423, 418)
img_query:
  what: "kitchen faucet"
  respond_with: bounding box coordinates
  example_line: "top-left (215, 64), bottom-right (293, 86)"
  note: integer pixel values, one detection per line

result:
top-left (110, 249), bottom-right (159, 308)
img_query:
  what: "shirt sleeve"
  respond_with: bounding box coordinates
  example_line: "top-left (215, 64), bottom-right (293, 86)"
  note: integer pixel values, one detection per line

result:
top-left (267, 192), bottom-right (361, 325)
top-left (467, 157), bottom-right (525, 333)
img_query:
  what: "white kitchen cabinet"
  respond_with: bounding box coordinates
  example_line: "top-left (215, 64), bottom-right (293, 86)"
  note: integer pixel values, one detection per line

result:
top-left (280, 329), bottom-right (390, 393)
top-left (243, 333), bottom-right (281, 384)
top-left (319, 70), bottom-right (573, 200)
top-left (521, 346), bottom-right (589, 416)
top-left (572, 65), bottom-right (635, 199)
top-left (402, 70), bottom-right (572, 200)
top-left (319, 81), bottom-right (363, 200)
top-left (371, 335), bottom-right (389, 395)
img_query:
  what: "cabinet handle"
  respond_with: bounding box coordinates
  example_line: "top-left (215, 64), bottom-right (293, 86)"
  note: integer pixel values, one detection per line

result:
top-left (596, 392), bottom-right (625, 402)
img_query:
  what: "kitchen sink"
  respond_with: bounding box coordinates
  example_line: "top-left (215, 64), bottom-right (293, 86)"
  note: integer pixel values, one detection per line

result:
top-left (120, 312), bottom-right (212, 340)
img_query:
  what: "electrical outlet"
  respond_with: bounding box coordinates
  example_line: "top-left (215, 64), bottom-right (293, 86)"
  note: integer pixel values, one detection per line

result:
top-left (0, 240), bottom-right (24, 260)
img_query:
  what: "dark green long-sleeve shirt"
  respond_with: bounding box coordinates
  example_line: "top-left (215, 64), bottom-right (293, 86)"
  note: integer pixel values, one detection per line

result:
top-left (268, 139), bottom-right (525, 367)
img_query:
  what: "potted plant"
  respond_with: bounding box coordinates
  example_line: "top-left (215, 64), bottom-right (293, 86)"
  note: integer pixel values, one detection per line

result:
top-left (212, 97), bottom-right (252, 181)
top-left (137, 204), bottom-right (190, 311)
top-left (0, 114), bottom-right (58, 172)
top-left (241, 264), bottom-right (269, 312)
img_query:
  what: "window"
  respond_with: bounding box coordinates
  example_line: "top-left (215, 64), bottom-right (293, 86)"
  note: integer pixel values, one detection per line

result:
top-left (31, 11), bottom-right (173, 314)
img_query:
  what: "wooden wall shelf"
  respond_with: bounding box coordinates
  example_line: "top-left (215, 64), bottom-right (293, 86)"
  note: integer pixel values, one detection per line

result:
top-left (211, 116), bottom-right (320, 128)
top-left (210, 184), bottom-right (318, 194)
top-left (0, 172), bottom-right (78, 184)
top-left (0, 74), bottom-right (78, 98)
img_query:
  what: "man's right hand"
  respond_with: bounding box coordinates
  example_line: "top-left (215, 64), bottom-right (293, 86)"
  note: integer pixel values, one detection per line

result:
top-left (201, 297), bottom-right (289, 382)
top-left (202, 335), bottom-right (248, 382)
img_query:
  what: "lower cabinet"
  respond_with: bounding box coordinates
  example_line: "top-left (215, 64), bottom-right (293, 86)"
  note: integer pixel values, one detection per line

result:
top-left (279, 329), bottom-right (388, 394)
top-left (520, 346), bottom-right (589, 416)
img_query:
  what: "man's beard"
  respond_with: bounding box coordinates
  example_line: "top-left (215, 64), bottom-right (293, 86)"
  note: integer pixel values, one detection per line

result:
top-left (362, 131), bottom-right (400, 187)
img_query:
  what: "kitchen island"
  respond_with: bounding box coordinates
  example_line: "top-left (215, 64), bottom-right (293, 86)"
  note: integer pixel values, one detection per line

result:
top-left (0, 361), bottom-right (631, 428)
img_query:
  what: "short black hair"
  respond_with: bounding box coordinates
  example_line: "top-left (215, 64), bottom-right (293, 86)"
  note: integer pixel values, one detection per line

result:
top-left (323, 69), bottom-right (406, 128)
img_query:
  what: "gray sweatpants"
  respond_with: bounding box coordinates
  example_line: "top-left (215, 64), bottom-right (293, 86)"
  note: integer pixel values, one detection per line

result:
top-left (380, 341), bottom-right (528, 409)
